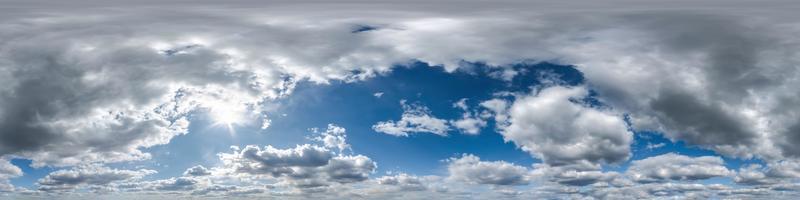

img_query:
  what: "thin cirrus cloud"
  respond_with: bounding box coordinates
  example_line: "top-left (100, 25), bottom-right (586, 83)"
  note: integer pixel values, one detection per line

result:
top-left (0, 0), bottom-right (799, 199)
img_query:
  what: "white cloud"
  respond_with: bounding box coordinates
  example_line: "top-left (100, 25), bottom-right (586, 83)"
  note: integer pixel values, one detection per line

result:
top-left (626, 153), bottom-right (732, 183)
top-left (585, 182), bottom-right (732, 199)
top-left (480, 98), bottom-right (510, 123)
top-left (734, 160), bottom-right (800, 185)
top-left (146, 177), bottom-right (200, 192)
top-left (184, 165), bottom-right (212, 177)
top-left (373, 100), bottom-right (450, 137)
top-left (37, 164), bottom-right (155, 192)
top-left (312, 124), bottom-right (350, 153)
top-left (373, 92), bottom-right (384, 98)
top-left (0, 159), bottom-right (22, 193)
top-left (530, 164), bottom-right (619, 187)
top-left (499, 86), bottom-right (633, 166)
top-left (451, 117), bottom-right (486, 135)
top-left (646, 142), bottom-right (666, 150)
top-left (218, 144), bottom-right (376, 188)
top-left (446, 154), bottom-right (529, 186)
top-left (734, 164), bottom-right (775, 185)
top-left (762, 160), bottom-right (800, 179)
top-left (450, 98), bottom-right (487, 135)
top-left (0, 159), bottom-right (21, 180)
top-left (376, 173), bottom-right (427, 191)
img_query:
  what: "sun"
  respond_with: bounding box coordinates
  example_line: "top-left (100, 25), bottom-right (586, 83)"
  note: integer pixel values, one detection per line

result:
top-left (207, 102), bottom-right (245, 133)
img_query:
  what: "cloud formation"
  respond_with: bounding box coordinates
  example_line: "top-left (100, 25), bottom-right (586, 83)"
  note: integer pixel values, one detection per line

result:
top-left (626, 153), bottom-right (732, 183)
top-left (0, 159), bottom-right (22, 193)
top-left (218, 144), bottom-right (375, 189)
top-left (447, 154), bottom-right (529, 186)
top-left (450, 98), bottom-right (487, 135)
top-left (373, 100), bottom-right (450, 137)
top-left (496, 86), bottom-right (633, 167)
top-left (36, 165), bottom-right (155, 192)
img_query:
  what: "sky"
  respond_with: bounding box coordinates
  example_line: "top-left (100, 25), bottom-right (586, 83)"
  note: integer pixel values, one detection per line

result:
top-left (1, 0), bottom-right (800, 199)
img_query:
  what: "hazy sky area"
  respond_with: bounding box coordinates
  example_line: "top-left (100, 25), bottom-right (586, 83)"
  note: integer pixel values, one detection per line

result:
top-left (1, 0), bottom-right (800, 199)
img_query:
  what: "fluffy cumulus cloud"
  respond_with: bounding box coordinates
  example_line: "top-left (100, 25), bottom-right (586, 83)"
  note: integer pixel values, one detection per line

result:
top-left (108, 165), bottom-right (267, 197)
top-left (530, 164), bottom-right (620, 187)
top-left (496, 86), bottom-right (633, 167)
top-left (626, 153), bottom-right (732, 183)
top-left (373, 100), bottom-right (450, 137)
top-left (0, 160), bottom-right (21, 180)
top-left (447, 154), bottom-right (529, 186)
top-left (376, 173), bottom-right (427, 192)
top-left (217, 144), bottom-right (376, 189)
top-left (450, 98), bottom-right (487, 135)
top-left (184, 165), bottom-right (212, 177)
top-left (36, 164), bottom-right (155, 192)
top-left (311, 124), bottom-right (350, 153)
top-left (0, 159), bottom-right (22, 192)
top-left (37, 125), bottom-right (382, 198)
top-left (734, 160), bottom-right (800, 185)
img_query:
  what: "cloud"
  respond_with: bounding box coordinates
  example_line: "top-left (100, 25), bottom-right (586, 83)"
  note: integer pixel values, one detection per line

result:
top-left (191, 185), bottom-right (265, 196)
top-left (734, 164), bottom-right (775, 185)
top-left (446, 154), bottom-right (529, 186)
top-left (451, 117), bottom-right (486, 135)
top-left (221, 144), bottom-right (333, 175)
top-left (0, 159), bottom-right (22, 193)
top-left (585, 182), bottom-right (731, 199)
top-left (2, 0), bottom-right (800, 198)
top-left (148, 177), bottom-right (200, 192)
top-left (103, 124), bottom-right (376, 197)
top-left (373, 100), bottom-right (450, 137)
top-left (37, 164), bottom-right (155, 192)
top-left (112, 166), bottom-right (267, 197)
top-left (311, 124), bottom-right (350, 153)
top-left (218, 144), bottom-right (376, 188)
top-left (376, 173), bottom-right (427, 191)
top-left (734, 160), bottom-right (800, 185)
top-left (645, 142), bottom-right (666, 150)
top-left (0, 159), bottom-right (21, 180)
top-left (480, 98), bottom-right (510, 123)
top-left (184, 165), bottom-right (212, 177)
top-left (0, 0), bottom-right (798, 172)
top-left (626, 153), bottom-right (732, 183)
top-left (450, 98), bottom-right (487, 135)
top-left (530, 164), bottom-right (619, 187)
top-left (116, 176), bottom-right (208, 194)
top-left (497, 86), bottom-right (633, 167)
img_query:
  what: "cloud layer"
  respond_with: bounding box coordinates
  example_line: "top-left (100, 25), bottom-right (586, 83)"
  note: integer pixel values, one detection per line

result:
top-left (1, 0), bottom-right (800, 199)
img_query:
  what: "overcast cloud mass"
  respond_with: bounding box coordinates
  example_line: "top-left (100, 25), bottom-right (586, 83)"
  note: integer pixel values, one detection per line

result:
top-left (1, 0), bottom-right (800, 199)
